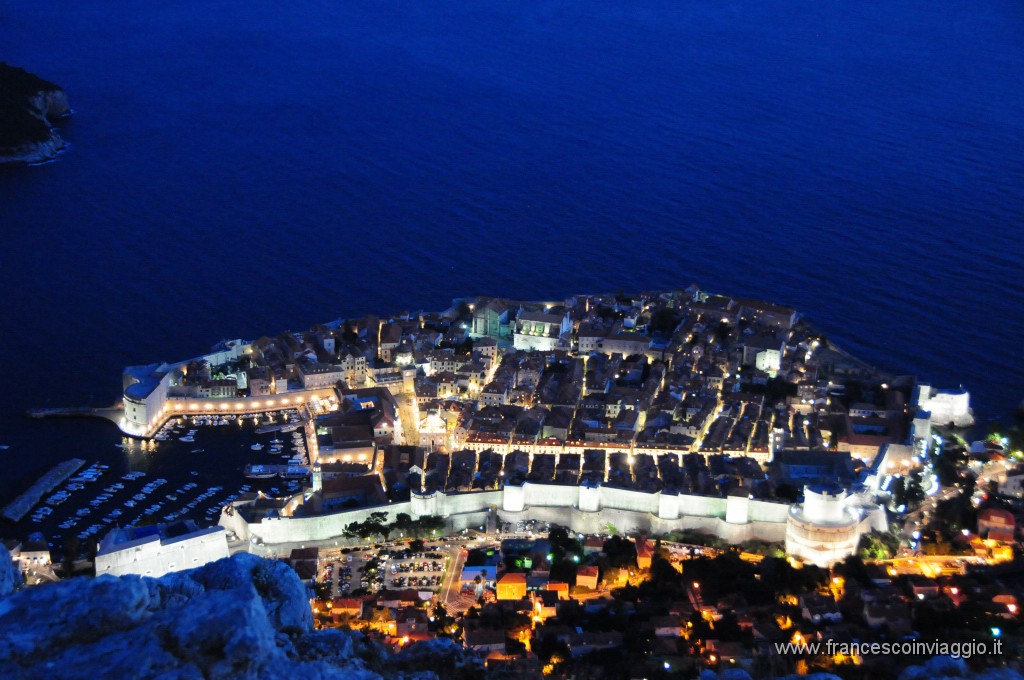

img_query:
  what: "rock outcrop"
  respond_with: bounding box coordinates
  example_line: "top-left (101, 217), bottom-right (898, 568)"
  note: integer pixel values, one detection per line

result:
top-left (0, 62), bottom-right (71, 165)
top-left (0, 545), bottom-right (22, 598)
top-left (0, 549), bottom-right (478, 679)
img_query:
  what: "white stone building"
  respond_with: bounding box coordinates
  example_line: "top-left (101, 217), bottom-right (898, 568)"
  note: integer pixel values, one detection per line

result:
top-left (95, 523), bottom-right (229, 578)
top-left (915, 384), bottom-right (974, 427)
top-left (513, 310), bottom-right (572, 352)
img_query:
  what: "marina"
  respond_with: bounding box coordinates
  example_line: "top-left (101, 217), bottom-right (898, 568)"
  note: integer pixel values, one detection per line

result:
top-left (3, 410), bottom-right (313, 554)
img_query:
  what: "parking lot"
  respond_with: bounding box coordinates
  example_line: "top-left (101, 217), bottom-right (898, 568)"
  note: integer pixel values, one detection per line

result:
top-left (501, 518), bottom-right (552, 535)
top-left (384, 554), bottom-right (446, 589)
top-left (316, 541), bottom-right (456, 597)
top-left (320, 553), bottom-right (363, 597)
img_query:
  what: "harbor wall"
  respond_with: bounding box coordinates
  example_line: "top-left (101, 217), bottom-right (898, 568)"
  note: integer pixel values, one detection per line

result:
top-left (1, 459), bottom-right (86, 522)
top-left (122, 387), bottom-right (338, 438)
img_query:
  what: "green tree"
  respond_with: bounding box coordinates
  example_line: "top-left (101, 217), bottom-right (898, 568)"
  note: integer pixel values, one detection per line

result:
top-left (343, 511), bottom-right (392, 541)
top-left (858, 530), bottom-right (900, 560)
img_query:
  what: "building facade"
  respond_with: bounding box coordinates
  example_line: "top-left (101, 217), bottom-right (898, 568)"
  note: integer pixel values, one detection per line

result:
top-left (95, 523), bottom-right (229, 578)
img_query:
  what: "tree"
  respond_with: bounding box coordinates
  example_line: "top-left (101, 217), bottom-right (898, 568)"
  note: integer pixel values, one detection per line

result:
top-left (834, 555), bottom-right (871, 586)
top-left (858, 530), bottom-right (900, 560)
top-left (904, 469), bottom-right (926, 508)
top-left (603, 535), bottom-right (638, 569)
top-left (344, 511), bottom-right (392, 541)
top-left (409, 514), bottom-right (446, 538)
top-left (391, 512), bottom-right (414, 538)
top-left (341, 319), bottom-right (358, 343)
top-left (649, 308), bottom-right (680, 335)
top-left (550, 559), bottom-right (578, 586)
top-left (890, 476), bottom-right (908, 509)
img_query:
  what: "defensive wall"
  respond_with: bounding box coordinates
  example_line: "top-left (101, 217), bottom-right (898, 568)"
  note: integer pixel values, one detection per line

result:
top-left (222, 483), bottom-right (790, 551)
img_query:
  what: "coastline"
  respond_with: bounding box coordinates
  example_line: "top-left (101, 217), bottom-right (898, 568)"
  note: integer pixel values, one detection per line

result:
top-left (0, 64), bottom-right (71, 165)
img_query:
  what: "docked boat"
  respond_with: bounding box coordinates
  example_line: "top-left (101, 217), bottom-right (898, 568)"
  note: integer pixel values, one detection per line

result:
top-left (244, 464), bottom-right (277, 479)
top-left (279, 466), bottom-right (308, 479)
top-left (250, 443), bottom-right (264, 451)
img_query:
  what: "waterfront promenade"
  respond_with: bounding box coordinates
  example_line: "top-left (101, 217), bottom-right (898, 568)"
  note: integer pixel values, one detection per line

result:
top-left (28, 389), bottom-right (338, 439)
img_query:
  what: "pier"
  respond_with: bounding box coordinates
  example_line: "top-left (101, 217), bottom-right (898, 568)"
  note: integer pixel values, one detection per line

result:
top-left (2, 458), bottom-right (86, 522)
top-left (26, 405), bottom-right (123, 426)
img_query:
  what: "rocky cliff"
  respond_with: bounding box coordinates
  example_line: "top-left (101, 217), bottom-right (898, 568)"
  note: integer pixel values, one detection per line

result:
top-left (0, 62), bottom-right (71, 165)
top-left (0, 545), bottom-right (22, 598)
top-left (0, 550), bottom-right (480, 679)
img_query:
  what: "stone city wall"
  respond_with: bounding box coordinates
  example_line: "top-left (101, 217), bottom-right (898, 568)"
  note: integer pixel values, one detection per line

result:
top-left (227, 482), bottom-right (793, 549)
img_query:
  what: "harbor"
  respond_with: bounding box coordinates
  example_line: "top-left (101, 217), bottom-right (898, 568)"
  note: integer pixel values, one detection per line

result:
top-left (1, 409), bottom-right (315, 556)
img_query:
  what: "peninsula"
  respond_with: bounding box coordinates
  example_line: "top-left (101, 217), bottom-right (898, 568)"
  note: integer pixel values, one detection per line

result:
top-left (102, 286), bottom-right (978, 568)
top-left (0, 62), bottom-right (70, 165)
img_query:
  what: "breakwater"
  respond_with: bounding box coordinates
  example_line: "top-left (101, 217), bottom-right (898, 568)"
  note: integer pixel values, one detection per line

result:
top-left (26, 405), bottom-right (123, 425)
top-left (2, 458), bottom-right (85, 522)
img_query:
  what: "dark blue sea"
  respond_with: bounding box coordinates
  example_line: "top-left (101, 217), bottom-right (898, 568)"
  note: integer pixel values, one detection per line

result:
top-left (2, 1), bottom-right (1023, 540)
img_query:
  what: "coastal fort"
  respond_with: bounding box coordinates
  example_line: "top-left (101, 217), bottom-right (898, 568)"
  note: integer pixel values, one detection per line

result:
top-left (104, 286), bottom-right (967, 566)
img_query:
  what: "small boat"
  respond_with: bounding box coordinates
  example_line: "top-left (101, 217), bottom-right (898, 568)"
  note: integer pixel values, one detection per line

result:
top-left (180, 436), bottom-right (195, 442)
top-left (191, 448), bottom-right (205, 453)
top-left (244, 464), bottom-right (277, 479)
top-left (250, 443), bottom-right (264, 451)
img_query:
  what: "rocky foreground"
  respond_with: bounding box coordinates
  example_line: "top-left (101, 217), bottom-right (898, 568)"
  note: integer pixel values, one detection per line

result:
top-left (0, 544), bottom-right (1019, 679)
top-left (0, 62), bottom-right (71, 165)
top-left (0, 545), bottom-right (479, 679)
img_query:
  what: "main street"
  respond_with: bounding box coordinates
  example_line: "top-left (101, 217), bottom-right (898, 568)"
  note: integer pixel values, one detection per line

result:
top-left (439, 542), bottom-right (472, 614)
